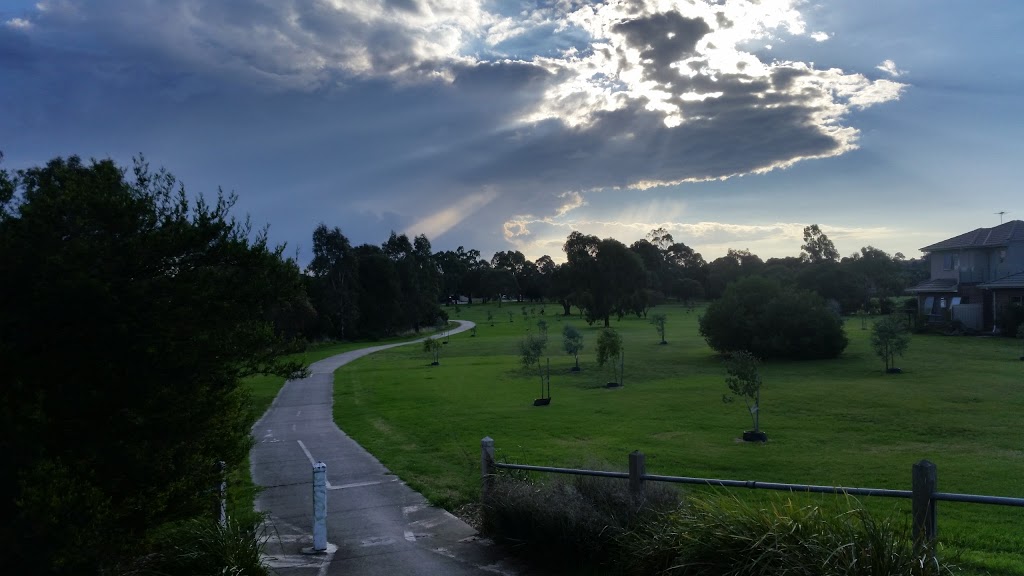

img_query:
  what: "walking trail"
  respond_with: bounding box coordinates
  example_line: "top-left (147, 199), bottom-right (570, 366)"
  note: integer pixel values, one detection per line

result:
top-left (250, 321), bottom-right (535, 576)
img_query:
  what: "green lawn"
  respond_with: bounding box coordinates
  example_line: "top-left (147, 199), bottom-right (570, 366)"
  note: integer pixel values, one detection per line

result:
top-left (331, 303), bottom-right (1024, 575)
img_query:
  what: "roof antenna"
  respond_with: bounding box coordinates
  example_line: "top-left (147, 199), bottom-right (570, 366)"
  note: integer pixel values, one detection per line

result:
top-left (995, 211), bottom-right (1008, 224)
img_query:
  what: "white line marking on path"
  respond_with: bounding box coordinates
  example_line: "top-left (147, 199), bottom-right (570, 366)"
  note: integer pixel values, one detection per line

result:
top-left (327, 478), bottom-right (398, 491)
top-left (404, 530), bottom-right (417, 542)
top-left (296, 440), bottom-right (334, 488)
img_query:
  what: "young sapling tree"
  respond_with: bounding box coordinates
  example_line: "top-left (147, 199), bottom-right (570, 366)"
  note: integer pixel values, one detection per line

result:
top-left (722, 350), bottom-right (764, 441)
top-left (650, 313), bottom-right (667, 344)
top-left (596, 327), bottom-right (623, 386)
top-left (562, 324), bottom-right (584, 371)
top-left (423, 337), bottom-right (442, 365)
top-left (871, 315), bottom-right (910, 373)
top-left (520, 333), bottom-right (548, 398)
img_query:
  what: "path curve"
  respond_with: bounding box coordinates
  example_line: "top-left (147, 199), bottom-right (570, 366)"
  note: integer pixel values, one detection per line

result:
top-left (250, 321), bottom-right (532, 576)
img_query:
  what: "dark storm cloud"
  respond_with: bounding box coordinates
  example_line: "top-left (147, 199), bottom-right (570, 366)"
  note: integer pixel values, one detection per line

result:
top-left (611, 11), bottom-right (711, 65)
top-left (0, 0), bottom-right (906, 259)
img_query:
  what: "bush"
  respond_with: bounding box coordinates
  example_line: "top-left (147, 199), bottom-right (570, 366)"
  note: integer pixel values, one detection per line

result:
top-left (699, 277), bottom-right (848, 359)
top-left (124, 516), bottom-right (269, 576)
top-left (622, 495), bottom-right (954, 576)
top-left (997, 303), bottom-right (1024, 337)
top-left (483, 472), bottom-right (680, 571)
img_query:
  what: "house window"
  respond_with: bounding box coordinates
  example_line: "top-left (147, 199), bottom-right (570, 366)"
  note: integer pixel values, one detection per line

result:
top-left (943, 254), bottom-right (959, 270)
top-left (1012, 296), bottom-right (1023, 306)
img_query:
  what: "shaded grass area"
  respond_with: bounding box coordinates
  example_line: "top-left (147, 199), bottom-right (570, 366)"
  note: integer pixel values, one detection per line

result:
top-left (332, 303), bottom-right (1024, 575)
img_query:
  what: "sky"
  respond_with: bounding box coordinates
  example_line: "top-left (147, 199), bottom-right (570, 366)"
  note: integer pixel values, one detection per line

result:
top-left (2, 1), bottom-right (1022, 265)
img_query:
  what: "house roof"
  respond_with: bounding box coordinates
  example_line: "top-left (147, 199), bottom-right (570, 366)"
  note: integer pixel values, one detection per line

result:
top-left (920, 220), bottom-right (1024, 252)
top-left (979, 271), bottom-right (1024, 289)
top-left (905, 278), bottom-right (958, 294)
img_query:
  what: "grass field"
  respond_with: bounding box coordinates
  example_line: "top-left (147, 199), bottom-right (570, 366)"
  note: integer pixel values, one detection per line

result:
top-left (329, 303), bottom-right (1024, 575)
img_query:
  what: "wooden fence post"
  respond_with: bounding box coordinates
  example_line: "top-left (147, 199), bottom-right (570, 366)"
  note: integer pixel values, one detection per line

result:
top-left (912, 459), bottom-right (937, 545)
top-left (481, 437), bottom-right (495, 503)
top-left (629, 451), bottom-right (646, 495)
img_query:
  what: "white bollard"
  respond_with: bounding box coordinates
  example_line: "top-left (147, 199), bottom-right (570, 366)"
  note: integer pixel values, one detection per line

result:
top-left (312, 461), bottom-right (328, 552)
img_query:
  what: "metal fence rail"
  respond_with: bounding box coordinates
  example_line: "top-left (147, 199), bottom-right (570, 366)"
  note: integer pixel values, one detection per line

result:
top-left (480, 436), bottom-right (1024, 545)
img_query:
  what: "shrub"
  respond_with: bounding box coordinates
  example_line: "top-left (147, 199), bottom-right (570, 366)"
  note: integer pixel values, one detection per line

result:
top-left (483, 471), bottom-right (680, 571)
top-left (698, 277), bottom-right (848, 359)
top-left (126, 516), bottom-right (269, 576)
top-left (997, 303), bottom-right (1024, 337)
top-left (622, 495), bottom-right (954, 576)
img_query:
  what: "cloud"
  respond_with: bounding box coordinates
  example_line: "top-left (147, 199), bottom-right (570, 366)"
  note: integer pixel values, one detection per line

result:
top-left (876, 59), bottom-right (905, 77)
top-left (1, 0), bottom-right (909, 261)
top-left (501, 214), bottom-right (905, 262)
top-left (810, 31), bottom-right (829, 42)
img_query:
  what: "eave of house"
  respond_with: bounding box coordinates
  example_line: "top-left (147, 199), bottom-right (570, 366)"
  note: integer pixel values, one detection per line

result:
top-left (905, 278), bottom-right (959, 294)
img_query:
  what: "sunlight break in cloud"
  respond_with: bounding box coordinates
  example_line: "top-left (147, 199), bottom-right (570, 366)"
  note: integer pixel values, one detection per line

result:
top-left (405, 187), bottom-right (499, 240)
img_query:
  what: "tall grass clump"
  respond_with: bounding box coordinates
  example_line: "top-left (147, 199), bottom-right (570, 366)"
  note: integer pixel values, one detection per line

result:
top-left (483, 470), bottom-right (680, 571)
top-left (121, 516), bottom-right (269, 576)
top-left (622, 494), bottom-right (956, 576)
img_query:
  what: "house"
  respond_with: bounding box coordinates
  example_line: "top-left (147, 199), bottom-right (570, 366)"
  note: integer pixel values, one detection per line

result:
top-left (906, 220), bottom-right (1024, 331)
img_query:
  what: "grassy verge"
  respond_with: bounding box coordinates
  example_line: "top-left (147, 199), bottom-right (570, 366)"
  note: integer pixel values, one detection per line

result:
top-left (331, 303), bottom-right (1024, 575)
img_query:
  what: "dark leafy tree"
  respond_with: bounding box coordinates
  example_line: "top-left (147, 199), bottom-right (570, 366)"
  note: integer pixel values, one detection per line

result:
top-left (491, 250), bottom-right (529, 301)
top-left (584, 238), bottom-right (647, 326)
top-left (307, 224), bottom-right (359, 339)
top-left (801, 224), bottom-right (840, 263)
top-left (698, 276), bottom-right (848, 360)
top-left (353, 244), bottom-right (403, 337)
top-left (0, 156), bottom-right (306, 573)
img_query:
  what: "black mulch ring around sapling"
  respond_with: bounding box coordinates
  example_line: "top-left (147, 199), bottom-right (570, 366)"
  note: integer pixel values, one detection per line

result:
top-left (742, 430), bottom-right (768, 442)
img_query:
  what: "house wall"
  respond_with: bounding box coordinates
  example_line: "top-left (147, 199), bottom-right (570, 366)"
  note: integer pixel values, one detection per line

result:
top-left (1003, 241), bottom-right (1024, 277)
top-left (929, 251), bottom-right (958, 280)
top-left (960, 249), bottom-right (989, 282)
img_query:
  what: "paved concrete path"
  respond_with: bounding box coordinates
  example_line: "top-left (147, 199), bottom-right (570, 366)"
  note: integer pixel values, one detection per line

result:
top-left (251, 322), bottom-right (533, 576)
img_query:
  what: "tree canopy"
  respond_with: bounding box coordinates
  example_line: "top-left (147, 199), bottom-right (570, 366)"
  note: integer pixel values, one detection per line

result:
top-left (698, 276), bottom-right (848, 360)
top-left (0, 156), bottom-right (307, 573)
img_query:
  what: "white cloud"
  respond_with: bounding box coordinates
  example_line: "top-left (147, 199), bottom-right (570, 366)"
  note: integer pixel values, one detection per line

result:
top-left (876, 59), bottom-right (905, 77)
top-left (5, 18), bottom-right (32, 29)
top-left (810, 31), bottom-right (829, 42)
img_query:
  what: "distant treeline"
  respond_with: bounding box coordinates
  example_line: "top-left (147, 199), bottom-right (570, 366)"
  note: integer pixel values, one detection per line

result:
top-left (300, 224), bottom-right (927, 338)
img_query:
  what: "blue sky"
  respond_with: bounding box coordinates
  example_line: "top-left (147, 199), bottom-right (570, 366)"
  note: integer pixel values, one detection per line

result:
top-left (2, 1), bottom-right (1022, 264)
